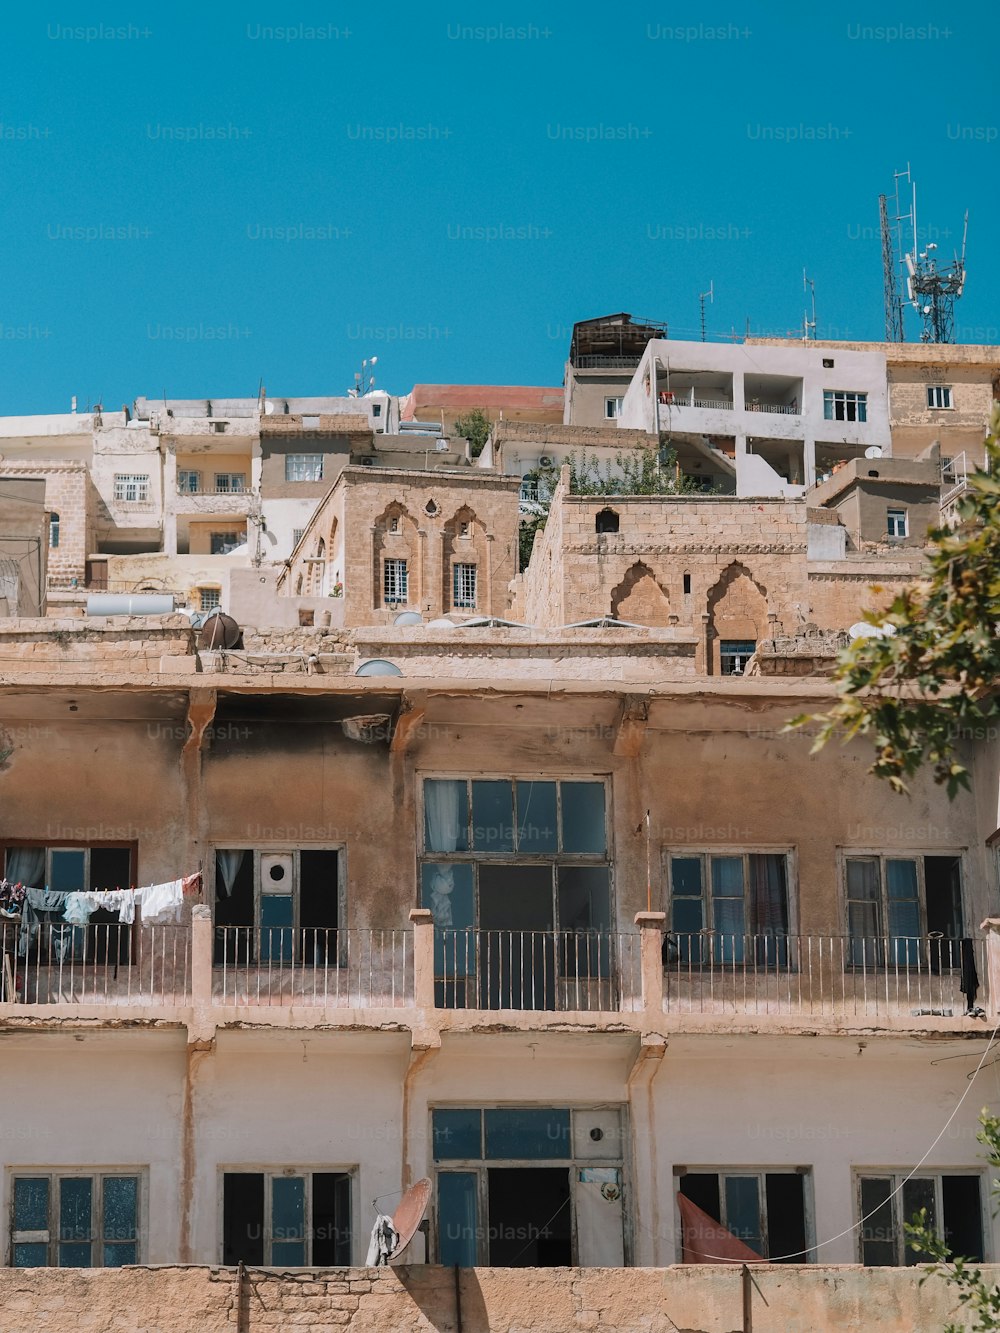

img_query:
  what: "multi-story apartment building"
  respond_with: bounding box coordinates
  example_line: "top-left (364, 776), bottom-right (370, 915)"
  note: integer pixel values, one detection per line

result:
top-left (0, 610), bottom-right (997, 1294)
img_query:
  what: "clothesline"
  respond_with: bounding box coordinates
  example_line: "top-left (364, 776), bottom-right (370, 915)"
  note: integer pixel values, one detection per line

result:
top-left (0, 873), bottom-right (202, 949)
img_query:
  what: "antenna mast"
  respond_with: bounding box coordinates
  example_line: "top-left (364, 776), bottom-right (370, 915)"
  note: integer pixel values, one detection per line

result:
top-left (879, 166), bottom-right (913, 343)
top-left (699, 281), bottom-right (714, 342)
top-left (802, 270), bottom-right (817, 340)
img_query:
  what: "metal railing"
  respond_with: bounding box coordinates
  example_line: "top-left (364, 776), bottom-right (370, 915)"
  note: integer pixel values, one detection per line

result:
top-left (213, 927), bottom-right (412, 1007)
top-left (176, 486), bottom-right (253, 496)
top-left (661, 394), bottom-right (734, 411)
top-left (1, 922), bottom-right (190, 1005)
top-left (574, 355), bottom-right (643, 369)
top-left (662, 933), bottom-right (986, 1018)
top-left (745, 401), bottom-right (799, 415)
top-left (434, 929), bottom-right (642, 1012)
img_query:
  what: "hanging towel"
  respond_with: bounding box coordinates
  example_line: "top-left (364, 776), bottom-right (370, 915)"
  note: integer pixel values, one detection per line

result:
top-left (365, 1214), bottom-right (400, 1267)
top-left (677, 1193), bottom-right (763, 1264)
top-left (137, 879), bottom-right (184, 925)
top-left (960, 938), bottom-right (980, 1012)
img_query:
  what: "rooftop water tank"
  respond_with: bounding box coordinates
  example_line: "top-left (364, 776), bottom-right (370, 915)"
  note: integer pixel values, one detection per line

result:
top-left (87, 593), bottom-right (175, 617)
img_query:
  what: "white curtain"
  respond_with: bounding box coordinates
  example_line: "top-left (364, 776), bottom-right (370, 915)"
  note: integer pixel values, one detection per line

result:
top-left (5, 847), bottom-right (45, 887)
top-left (215, 850), bottom-right (247, 900)
top-left (424, 782), bottom-right (465, 926)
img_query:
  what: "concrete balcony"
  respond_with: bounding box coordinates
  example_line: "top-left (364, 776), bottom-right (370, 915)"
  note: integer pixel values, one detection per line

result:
top-left (171, 487), bottom-right (255, 517)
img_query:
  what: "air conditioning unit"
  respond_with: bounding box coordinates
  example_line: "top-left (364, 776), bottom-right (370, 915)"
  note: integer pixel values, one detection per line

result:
top-left (539, 454), bottom-right (554, 468)
top-left (360, 456), bottom-right (376, 466)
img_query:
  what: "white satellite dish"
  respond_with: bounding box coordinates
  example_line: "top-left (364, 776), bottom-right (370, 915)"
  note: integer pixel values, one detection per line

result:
top-left (263, 400), bottom-right (275, 415)
top-left (864, 446), bottom-right (883, 459)
top-left (849, 622), bottom-right (896, 640)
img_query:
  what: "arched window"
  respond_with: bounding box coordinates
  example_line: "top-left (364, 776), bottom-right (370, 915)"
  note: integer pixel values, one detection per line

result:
top-left (596, 508), bottom-right (620, 534)
top-left (49, 513), bottom-right (60, 549)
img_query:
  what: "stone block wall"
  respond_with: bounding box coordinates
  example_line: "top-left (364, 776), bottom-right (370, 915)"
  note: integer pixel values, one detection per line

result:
top-left (0, 462), bottom-right (89, 589)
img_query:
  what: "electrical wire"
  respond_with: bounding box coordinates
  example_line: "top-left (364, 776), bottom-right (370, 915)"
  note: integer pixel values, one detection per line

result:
top-left (681, 1012), bottom-right (1000, 1263)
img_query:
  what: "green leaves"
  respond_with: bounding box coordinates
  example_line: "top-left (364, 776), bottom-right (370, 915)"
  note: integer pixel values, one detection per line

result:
top-left (793, 404), bottom-right (1000, 798)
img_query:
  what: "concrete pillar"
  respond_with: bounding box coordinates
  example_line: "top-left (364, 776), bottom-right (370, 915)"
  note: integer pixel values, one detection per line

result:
top-left (410, 907), bottom-right (435, 1009)
top-left (980, 918), bottom-right (1000, 1013)
top-left (635, 911), bottom-right (666, 1014)
top-left (162, 448), bottom-right (178, 556)
top-left (190, 904), bottom-right (213, 1008)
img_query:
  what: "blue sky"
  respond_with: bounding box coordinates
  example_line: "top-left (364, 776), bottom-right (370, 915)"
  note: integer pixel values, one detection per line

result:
top-left (1, 5), bottom-right (996, 413)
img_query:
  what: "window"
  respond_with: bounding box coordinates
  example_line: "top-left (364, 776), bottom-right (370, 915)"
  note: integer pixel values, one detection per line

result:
top-left (113, 474), bottom-right (149, 502)
top-left (823, 391), bottom-right (867, 423)
top-left (11, 1172), bottom-right (141, 1267)
top-left (433, 1107), bottom-right (624, 1267)
top-left (677, 1170), bottom-right (809, 1263)
top-left (1, 845), bottom-right (133, 969)
top-left (389, 516), bottom-right (400, 534)
top-left (49, 513), bottom-right (59, 549)
top-left (383, 558), bottom-right (408, 604)
top-left (887, 508), bottom-right (908, 540)
top-left (605, 397), bottom-right (623, 419)
top-left (285, 454), bottom-right (323, 482)
top-left (857, 1172), bottom-right (984, 1266)
top-left (211, 420), bottom-right (228, 434)
top-left (452, 564), bottom-right (477, 609)
top-left (198, 587), bottom-right (221, 612)
top-left (214, 473), bottom-right (246, 494)
top-left (822, 358), bottom-right (835, 368)
top-left (927, 386), bottom-right (953, 409)
top-left (213, 848), bottom-right (340, 965)
top-left (667, 852), bottom-right (790, 965)
top-left (210, 531), bottom-right (241, 555)
top-left (683, 573), bottom-right (691, 595)
top-left (372, 403), bottom-right (382, 418)
top-left (222, 1171), bottom-right (351, 1266)
top-left (844, 854), bottom-right (963, 966)
top-left (421, 778), bottom-right (610, 1009)
top-left (595, 509), bottom-right (620, 534)
top-left (292, 528), bottom-right (305, 549)
top-left (178, 470), bottom-right (201, 494)
top-left (720, 640), bottom-right (756, 675)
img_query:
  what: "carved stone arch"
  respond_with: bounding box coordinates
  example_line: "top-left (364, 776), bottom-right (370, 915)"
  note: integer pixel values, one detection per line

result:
top-left (442, 504), bottom-right (488, 613)
top-left (705, 561), bottom-right (769, 674)
top-left (610, 561), bottom-right (670, 626)
top-left (372, 501), bottom-right (419, 609)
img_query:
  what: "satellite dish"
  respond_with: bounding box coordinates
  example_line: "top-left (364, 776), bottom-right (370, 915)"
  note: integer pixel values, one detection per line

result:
top-left (390, 1178), bottom-right (432, 1260)
top-left (263, 400), bottom-right (275, 415)
top-left (355, 659), bottom-right (403, 677)
top-left (393, 611), bottom-right (423, 626)
top-left (849, 622), bottom-right (896, 641)
top-left (198, 611), bottom-right (241, 650)
top-left (426, 617), bottom-right (457, 630)
top-left (864, 446), bottom-right (883, 459)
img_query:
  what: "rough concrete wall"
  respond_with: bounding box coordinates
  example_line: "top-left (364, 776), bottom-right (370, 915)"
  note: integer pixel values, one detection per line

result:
top-left (0, 1263), bottom-right (991, 1332)
top-left (516, 475), bottom-right (567, 625)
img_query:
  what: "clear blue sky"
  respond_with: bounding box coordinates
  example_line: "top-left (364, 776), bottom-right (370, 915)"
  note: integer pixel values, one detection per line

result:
top-left (1, 4), bottom-right (996, 414)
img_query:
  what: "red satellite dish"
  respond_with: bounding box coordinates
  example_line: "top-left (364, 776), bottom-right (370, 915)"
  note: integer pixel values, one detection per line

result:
top-left (390, 1178), bottom-right (432, 1259)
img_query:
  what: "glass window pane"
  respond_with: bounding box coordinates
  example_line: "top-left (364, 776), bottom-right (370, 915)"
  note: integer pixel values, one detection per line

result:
top-left (58, 1242), bottom-right (92, 1267)
top-left (484, 1108), bottom-right (571, 1160)
top-left (260, 895), bottom-right (293, 962)
top-left (886, 860), bottom-right (919, 901)
top-left (272, 1177), bottom-right (305, 1241)
top-left (102, 1178), bottom-right (137, 1243)
top-left (557, 867), bottom-right (610, 932)
top-left (434, 1109), bottom-right (483, 1160)
top-left (14, 1178), bottom-right (49, 1232)
top-left (439, 1172), bottom-right (478, 1267)
top-left (670, 858), bottom-right (703, 898)
top-left (424, 780), bottom-right (469, 853)
top-left (515, 781), bottom-right (557, 854)
top-left (846, 859), bottom-right (880, 902)
top-left (103, 1243), bottom-right (137, 1267)
top-left (49, 850), bottom-right (86, 892)
top-left (711, 857), bottom-right (744, 898)
top-left (860, 1177), bottom-right (896, 1265)
top-left (671, 899), bottom-right (704, 958)
top-left (60, 1178), bottom-right (92, 1242)
top-left (724, 1177), bottom-right (762, 1254)
top-left (13, 1243), bottom-right (48, 1267)
top-left (271, 1241), bottom-right (307, 1265)
top-left (560, 783), bottom-right (606, 854)
top-left (421, 864), bottom-right (475, 929)
top-left (472, 781), bottom-right (514, 853)
top-left (903, 1177), bottom-right (936, 1265)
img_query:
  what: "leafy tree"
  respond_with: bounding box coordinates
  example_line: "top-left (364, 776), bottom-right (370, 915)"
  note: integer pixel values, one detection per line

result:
top-left (452, 408), bottom-right (492, 459)
top-left (792, 404), bottom-right (1000, 797)
top-left (905, 1109), bottom-right (1000, 1331)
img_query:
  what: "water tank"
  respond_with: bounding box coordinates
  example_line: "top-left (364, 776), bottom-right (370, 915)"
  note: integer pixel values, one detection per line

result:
top-left (198, 612), bottom-right (242, 650)
top-left (87, 593), bottom-right (175, 617)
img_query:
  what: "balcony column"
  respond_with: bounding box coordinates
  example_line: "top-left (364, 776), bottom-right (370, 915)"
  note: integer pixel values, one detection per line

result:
top-left (635, 911), bottom-right (666, 1013)
top-left (410, 907), bottom-right (436, 1009)
top-left (191, 904), bottom-right (213, 1007)
top-left (980, 918), bottom-right (1000, 1013)
top-left (162, 446), bottom-right (178, 555)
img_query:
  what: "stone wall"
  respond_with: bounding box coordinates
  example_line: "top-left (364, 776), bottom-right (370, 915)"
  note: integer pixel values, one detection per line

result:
top-left (0, 461), bottom-right (89, 589)
top-left (0, 1263), bottom-right (990, 1332)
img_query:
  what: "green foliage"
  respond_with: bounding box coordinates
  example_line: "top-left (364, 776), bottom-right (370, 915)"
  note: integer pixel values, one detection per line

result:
top-left (905, 1110), bottom-right (1000, 1331)
top-left (452, 408), bottom-right (492, 459)
top-left (790, 404), bottom-right (1000, 797)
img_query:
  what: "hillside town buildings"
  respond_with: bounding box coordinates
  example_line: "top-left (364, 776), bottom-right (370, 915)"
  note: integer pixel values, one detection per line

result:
top-left (2, 317), bottom-right (1000, 1326)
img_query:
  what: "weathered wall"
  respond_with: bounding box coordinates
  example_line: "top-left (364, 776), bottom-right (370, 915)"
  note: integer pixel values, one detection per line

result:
top-left (0, 462), bottom-right (89, 589)
top-left (0, 1262), bottom-right (993, 1332)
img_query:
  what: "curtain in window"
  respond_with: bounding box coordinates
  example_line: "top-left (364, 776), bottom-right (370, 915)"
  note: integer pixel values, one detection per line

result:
top-left (5, 847), bottom-right (45, 887)
top-left (750, 854), bottom-right (788, 966)
top-left (216, 850), bottom-right (247, 901)
top-left (424, 782), bottom-right (466, 925)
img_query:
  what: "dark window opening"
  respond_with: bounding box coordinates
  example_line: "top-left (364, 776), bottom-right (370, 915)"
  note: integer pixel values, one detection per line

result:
top-left (595, 508), bottom-right (620, 534)
top-left (222, 1171), bottom-right (352, 1267)
top-left (223, 1173), bottom-right (265, 1266)
top-left (678, 1171), bottom-right (806, 1262)
top-left (720, 640), bottom-right (756, 675)
top-left (299, 850), bottom-right (339, 964)
top-left (487, 1168), bottom-right (572, 1265)
top-left (683, 573), bottom-right (691, 595)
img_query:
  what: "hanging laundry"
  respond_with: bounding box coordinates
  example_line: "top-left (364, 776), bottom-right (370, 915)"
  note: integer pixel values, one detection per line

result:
top-left (136, 879), bottom-right (185, 925)
top-left (365, 1214), bottom-right (400, 1266)
top-left (18, 890), bottom-right (71, 958)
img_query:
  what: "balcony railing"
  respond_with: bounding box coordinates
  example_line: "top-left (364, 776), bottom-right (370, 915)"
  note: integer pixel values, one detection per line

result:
top-left (574, 355), bottom-right (643, 369)
top-left (434, 928), bottom-right (642, 1012)
top-left (660, 394), bottom-right (734, 411)
top-left (212, 927), bottom-right (412, 1007)
top-left (745, 401), bottom-right (799, 415)
top-left (177, 486), bottom-right (253, 496)
top-left (662, 933), bottom-right (986, 1019)
top-left (1, 922), bottom-right (190, 1005)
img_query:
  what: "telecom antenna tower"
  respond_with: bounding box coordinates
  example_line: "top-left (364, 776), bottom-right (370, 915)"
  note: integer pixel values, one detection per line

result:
top-left (879, 166), bottom-right (968, 343)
